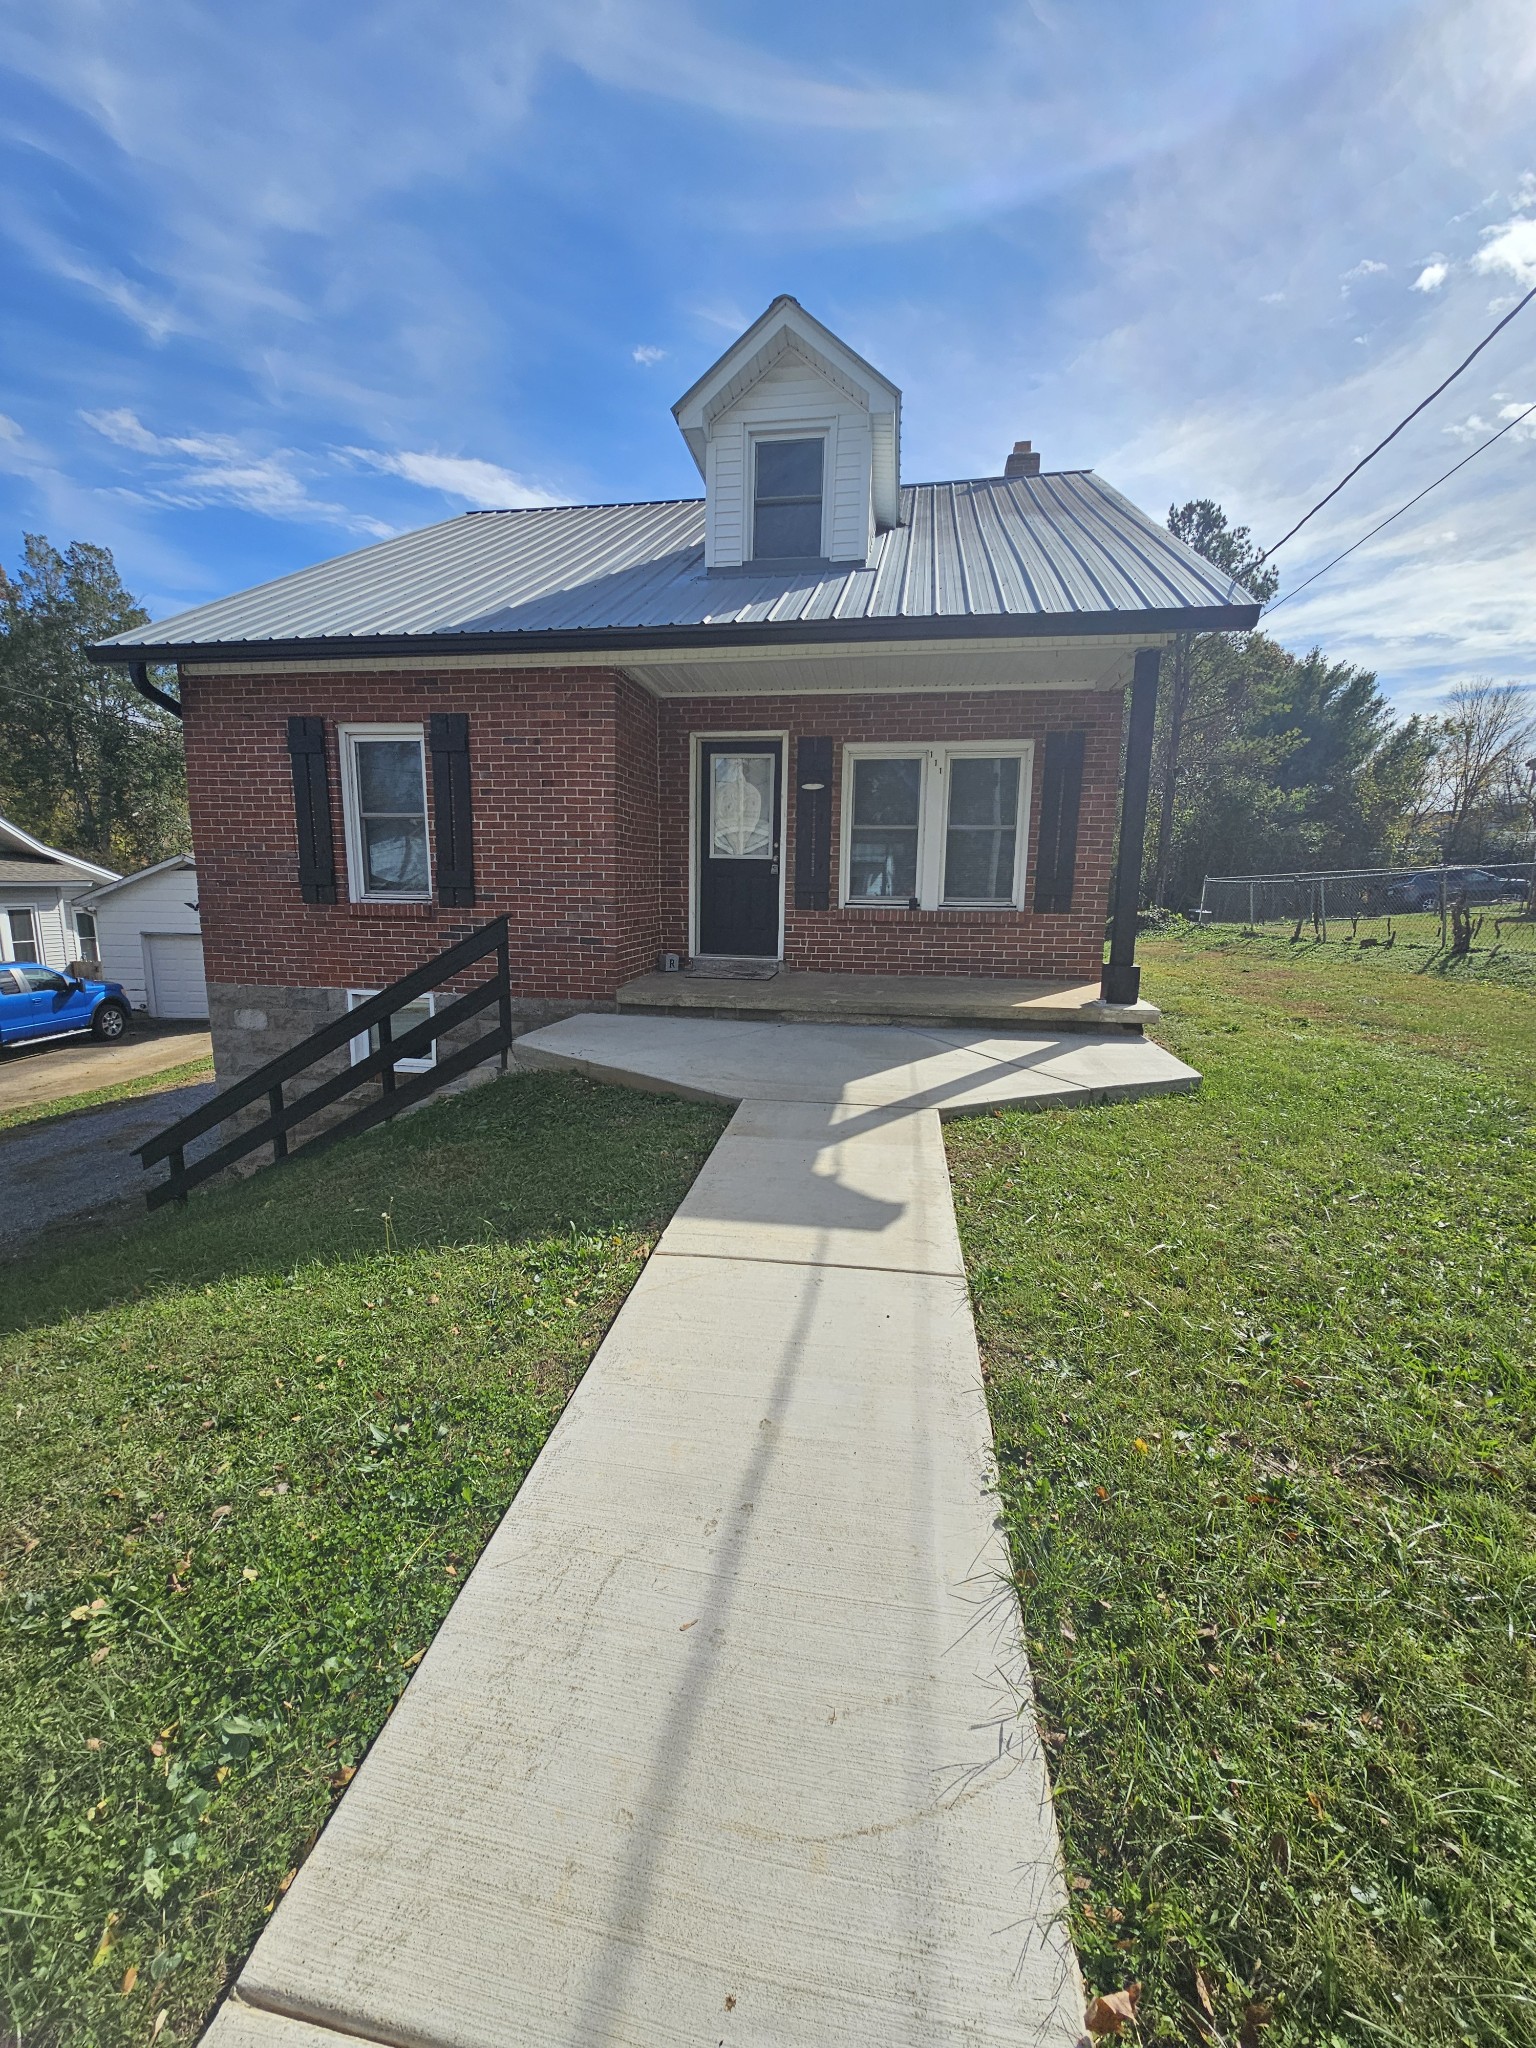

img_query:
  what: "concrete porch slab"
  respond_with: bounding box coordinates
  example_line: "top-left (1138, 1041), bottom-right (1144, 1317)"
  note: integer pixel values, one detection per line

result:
top-left (516, 1011), bottom-right (1200, 1116)
top-left (618, 967), bottom-right (1158, 1034)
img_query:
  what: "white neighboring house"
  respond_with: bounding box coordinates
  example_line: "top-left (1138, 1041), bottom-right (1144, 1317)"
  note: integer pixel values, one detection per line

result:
top-left (76, 855), bottom-right (208, 1019)
top-left (0, 813), bottom-right (118, 970)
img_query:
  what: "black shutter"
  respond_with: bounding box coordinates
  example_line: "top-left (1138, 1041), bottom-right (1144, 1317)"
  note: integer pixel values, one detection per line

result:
top-left (429, 713), bottom-right (476, 908)
top-left (794, 736), bottom-right (833, 911)
top-left (286, 716), bottom-right (337, 905)
top-left (1032, 729), bottom-right (1087, 914)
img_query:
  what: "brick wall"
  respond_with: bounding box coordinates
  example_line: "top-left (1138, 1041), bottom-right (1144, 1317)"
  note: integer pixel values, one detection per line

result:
top-left (181, 667), bottom-right (1123, 1063)
top-left (181, 664), bottom-right (653, 1007)
top-left (657, 689), bottom-right (1123, 983)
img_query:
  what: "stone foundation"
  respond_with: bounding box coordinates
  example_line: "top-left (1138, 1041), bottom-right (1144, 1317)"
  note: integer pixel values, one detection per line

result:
top-left (206, 982), bottom-right (604, 1145)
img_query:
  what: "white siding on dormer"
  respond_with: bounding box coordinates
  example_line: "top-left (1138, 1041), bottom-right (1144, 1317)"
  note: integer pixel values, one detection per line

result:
top-left (708, 356), bottom-right (874, 568)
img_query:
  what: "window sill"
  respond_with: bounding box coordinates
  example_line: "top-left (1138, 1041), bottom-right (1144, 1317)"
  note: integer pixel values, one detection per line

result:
top-left (346, 894), bottom-right (436, 909)
top-left (841, 898), bottom-right (1027, 915)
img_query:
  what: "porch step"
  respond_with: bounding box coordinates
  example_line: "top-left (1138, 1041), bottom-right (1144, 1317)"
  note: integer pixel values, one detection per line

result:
top-left (616, 968), bottom-right (1157, 1035)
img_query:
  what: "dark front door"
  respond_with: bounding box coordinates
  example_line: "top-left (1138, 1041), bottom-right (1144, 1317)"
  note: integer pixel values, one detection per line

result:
top-left (697, 739), bottom-right (782, 957)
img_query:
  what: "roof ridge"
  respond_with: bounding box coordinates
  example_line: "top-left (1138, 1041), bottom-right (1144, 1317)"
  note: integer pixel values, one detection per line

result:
top-left (461, 472), bottom-right (1097, 519)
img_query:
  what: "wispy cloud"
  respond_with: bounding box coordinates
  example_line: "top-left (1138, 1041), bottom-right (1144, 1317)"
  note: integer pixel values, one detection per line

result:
top-left (1412, 259), bottom-right (1449, 291)
top-left (81, 409), bottom-right (392, 535)
top-left (340, 448), bottom-right (560, 509)
top-left (632, 345), bottom-right (667, 366)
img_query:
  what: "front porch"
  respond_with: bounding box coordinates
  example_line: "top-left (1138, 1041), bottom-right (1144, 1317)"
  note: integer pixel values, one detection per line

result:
top-left (615, 966), bottom-right (1157, 1035)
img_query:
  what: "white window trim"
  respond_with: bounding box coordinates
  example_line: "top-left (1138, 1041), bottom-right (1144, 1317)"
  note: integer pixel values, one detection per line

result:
top-left (338, 723), bottom-right (432, 904)
top-left (347, 988), bottom-right (436, 1073)
top-left (839, 740), bottom-right (1036, 911)
top-left (746, 421), bottom-right (835, 564)
top-left (0, 903), bottom-right (43, 963)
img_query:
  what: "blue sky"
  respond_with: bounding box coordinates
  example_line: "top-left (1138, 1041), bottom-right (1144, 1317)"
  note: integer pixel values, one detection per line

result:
top-left (2, 0), bottom-right (1534, 713)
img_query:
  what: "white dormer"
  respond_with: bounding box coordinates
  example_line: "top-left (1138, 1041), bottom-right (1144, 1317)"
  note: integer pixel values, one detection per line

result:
top-left (672, 296), bottom-right (901, 571)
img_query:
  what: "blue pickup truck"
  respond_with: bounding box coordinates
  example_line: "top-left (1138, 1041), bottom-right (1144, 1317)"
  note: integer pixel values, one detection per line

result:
top-left (0, 962), bottom-right (132, 1046)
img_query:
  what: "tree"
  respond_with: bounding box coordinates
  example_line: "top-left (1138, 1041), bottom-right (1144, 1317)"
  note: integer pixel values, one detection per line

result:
top-left (0, 534), bottom-right (186, 869)
top-left (1148, 501), bottom-right (1278, 907)
top-left (1425, 678), bottom-right (1536, 860)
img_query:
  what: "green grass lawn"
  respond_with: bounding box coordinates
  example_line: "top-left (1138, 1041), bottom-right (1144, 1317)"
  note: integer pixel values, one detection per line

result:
top-left (949, 927), bottom-right (1536, 2048)
top-left (0, 1072), bottom-right (727, 2047)
top-left (0, 1057), bottom-right (216, 1134)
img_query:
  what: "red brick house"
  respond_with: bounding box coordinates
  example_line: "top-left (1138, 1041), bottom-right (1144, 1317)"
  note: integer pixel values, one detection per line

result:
top-left (94, 299), bottom-right (1258, 1088)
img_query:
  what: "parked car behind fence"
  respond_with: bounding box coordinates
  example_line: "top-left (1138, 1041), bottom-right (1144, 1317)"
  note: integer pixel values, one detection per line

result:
top-left (1197, 862), bottom-right (1535, 950)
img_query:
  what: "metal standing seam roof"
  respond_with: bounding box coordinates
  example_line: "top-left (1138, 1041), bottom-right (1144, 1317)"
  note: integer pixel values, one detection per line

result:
top-left (93, 471), bottom-right (1260, 660)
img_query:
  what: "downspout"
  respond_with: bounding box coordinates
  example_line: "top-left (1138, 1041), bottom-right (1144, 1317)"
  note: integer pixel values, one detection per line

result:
top-left (130, 660), bottom-right (183, 720)
top-left (1101, 646), bottom-right (1161, 1006)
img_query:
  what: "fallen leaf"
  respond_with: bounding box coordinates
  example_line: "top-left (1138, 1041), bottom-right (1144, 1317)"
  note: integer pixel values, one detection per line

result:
top-left (149, 1741), bottom-right (165, 1758)
top-left (1306, 1789), bottom-right (1325, 1818)
top-left (1240, 2000), bottom-right (1273, 2047)
top-left (85, 1736), bottom-right (102, 1751)
top-left (1133, 1438), bottom-right (1150, 1454)
top-left (1085, 1983), bottom-right (1141, 2036)
top-left (679, 1619), bottom-right (698, 1632)
top-left (120, 1964), bottom-right (138, 1996)
top-left (428, 1294), bottom-right (441, 1305)
top-left (1270, 1832), bottom-right (1291, 1873)
top-left (151, 2010), bottom-right (170, 2043)
top-left (330, 1764), bottom-right (356, 1789)
top-left (724, 1994), bottom-right (736, 2011)
top-left (242, 1567), bottom-right (259, 1582)
top-left (1193, 1968), bottom-right (1215, 2018)
top-left (1069, 1875), bottom-right (1092, 1893)
top-left (402, 1649), bottom-right (426, 1668)
top-left (1060, 1619), bottom-right (1078, 1643)
top-left (211, 1504), bottom-right (232, 1522)
top-left (278, 1867), bottom-right (297, 1893)
top-left (90, 1912), bottom-right (120, 1967)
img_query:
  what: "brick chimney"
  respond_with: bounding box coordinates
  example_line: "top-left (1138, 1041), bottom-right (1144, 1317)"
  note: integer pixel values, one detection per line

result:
top-left (1004, 439), bottom-right (1041, 478)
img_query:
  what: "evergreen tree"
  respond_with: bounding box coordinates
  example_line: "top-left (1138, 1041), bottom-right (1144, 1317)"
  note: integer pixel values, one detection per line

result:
top-left (0, 534), bottom-right (186, 868)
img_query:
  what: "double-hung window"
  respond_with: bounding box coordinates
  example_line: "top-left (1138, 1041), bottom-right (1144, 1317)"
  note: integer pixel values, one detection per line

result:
top-left (841, 743), bottom-right (1033, 910)
top-left (339, 726), bottom-right (431, 901)
top-left (751, 437), bottom-right (825, 561)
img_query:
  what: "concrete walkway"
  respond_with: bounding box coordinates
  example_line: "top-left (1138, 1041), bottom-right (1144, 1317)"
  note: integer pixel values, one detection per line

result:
top-left (207, 1020), bottom-right (1196, 2048)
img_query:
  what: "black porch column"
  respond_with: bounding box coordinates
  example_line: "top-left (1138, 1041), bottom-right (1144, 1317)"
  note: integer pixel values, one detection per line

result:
top-left (1101, 646), bottom-right (1161, 1006)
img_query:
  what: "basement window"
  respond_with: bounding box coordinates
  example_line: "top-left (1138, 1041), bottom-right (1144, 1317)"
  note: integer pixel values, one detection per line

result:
top-left (347, 989), bottom-right (436, 1073)
top-left (841, 743), bottom-right (1034, 910)
top-left (751, 437), bottom-right (825, 561)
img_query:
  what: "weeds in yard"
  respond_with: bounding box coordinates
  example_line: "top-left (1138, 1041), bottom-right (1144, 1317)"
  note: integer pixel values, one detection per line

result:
top-left (0, 1071), bottom-right (726, 2046)
top-left (950, 933), bottom-right (1536, 2048)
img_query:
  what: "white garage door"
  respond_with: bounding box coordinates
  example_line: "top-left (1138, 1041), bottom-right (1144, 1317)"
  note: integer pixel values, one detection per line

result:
top-left (144, 933), bottom-right (209, 1019)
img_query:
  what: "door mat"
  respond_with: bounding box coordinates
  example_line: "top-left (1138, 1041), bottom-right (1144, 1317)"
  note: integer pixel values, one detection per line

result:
top-left (683, 960), bottom-right (782, 982)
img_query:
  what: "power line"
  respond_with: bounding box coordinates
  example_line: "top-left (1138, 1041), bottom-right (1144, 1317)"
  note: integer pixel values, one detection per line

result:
top-left (1258, 279), bottom-right (1536, 563)
top-left (1264, 400), bottom-right (1536, 615)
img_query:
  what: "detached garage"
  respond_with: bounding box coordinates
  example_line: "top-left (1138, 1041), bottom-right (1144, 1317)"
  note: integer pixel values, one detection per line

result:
top-left (77, 856), bottom-right (208, 1020)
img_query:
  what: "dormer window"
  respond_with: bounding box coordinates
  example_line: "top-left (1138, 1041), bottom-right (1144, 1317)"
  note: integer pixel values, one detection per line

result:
top-left (673, 297), bottom-right (900, 571)
top-left (752, 437), bottom-right (824, 561)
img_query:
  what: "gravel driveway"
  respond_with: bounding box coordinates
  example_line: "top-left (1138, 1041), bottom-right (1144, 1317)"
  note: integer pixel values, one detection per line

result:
top-left (0, 1080), bottom-right (219, 1250)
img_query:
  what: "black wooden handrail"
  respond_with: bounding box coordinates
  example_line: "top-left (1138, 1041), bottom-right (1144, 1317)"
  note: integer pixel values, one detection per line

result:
top-left (136, 917), bottom-right (514, 1210)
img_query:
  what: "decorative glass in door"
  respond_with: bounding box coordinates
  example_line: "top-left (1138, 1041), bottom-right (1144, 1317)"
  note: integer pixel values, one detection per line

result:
top-left (709, 753), bottom-right (775, 860)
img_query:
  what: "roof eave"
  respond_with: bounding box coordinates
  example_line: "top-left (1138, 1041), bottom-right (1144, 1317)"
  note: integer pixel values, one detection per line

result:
top-left (87, 602), bottom-right (1262, 670)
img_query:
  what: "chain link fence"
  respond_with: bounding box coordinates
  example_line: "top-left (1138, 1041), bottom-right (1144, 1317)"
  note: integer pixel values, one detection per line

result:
top-left (1198, 861), bottom-right (1536, 958)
